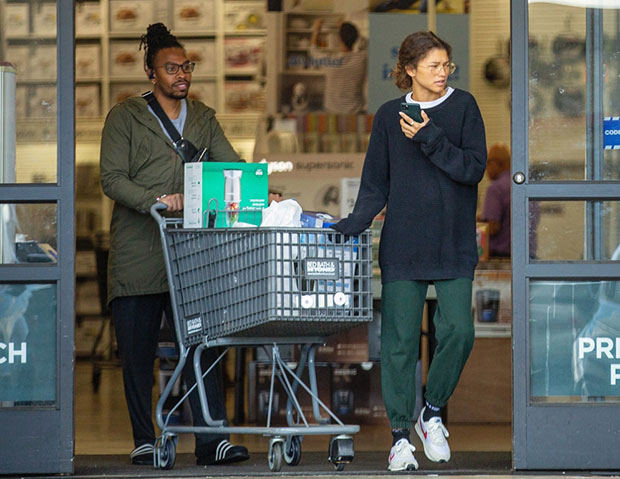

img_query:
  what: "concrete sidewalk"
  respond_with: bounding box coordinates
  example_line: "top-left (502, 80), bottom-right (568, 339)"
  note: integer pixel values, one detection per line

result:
top-left (41, 451), bottom-right (618, 479)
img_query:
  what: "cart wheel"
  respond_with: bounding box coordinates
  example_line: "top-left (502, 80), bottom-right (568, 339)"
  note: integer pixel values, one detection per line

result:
top-left (268, 441), bottom-right (283, 472)
top-left (328, 435), bottom-right (354, 471)
top-left (283, 435), bottom-right (302, 466)
top-left (158, 438), bottom-right (176, 470)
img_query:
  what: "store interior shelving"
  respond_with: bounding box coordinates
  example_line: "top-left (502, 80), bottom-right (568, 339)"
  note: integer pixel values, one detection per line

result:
top-left (1, 0), bottom-right (267, 122)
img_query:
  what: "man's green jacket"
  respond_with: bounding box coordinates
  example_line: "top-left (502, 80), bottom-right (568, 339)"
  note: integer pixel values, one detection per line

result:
top-left (100, 96), bottom-right (240, 304)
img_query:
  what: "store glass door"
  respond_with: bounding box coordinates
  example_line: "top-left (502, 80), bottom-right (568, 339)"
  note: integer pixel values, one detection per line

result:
top-left (512, 0), bottom-right (620, 469)
top-left (0, 0), bottom-right (74, 473)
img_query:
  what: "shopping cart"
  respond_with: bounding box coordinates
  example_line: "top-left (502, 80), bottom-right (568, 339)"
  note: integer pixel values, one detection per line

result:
top-left (150, 203), bottom-right (373, 472)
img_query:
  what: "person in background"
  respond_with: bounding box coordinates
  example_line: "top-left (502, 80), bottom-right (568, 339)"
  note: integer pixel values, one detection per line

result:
top-left (268, 188), bottom-right (283, 203)
top-left (331, 31), bottom-right (486, 471)
top-left (99, 22), bottom-right (249, 467)
top-left (479, 143), bottom-right (511, 258)
top-left (310, 19), bottom-right (367, 114)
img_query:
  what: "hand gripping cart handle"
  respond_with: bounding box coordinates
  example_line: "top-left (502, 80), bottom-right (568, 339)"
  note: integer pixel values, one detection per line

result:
top-left (150, 203), bottom-right (373, 472)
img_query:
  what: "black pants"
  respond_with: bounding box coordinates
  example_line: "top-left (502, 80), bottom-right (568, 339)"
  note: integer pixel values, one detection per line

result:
top-left (111, 293), bottom-right (227, 456)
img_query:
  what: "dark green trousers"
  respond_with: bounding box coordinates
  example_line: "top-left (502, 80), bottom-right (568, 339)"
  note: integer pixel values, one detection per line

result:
top-left (381, 279), bottom-right (475, 429)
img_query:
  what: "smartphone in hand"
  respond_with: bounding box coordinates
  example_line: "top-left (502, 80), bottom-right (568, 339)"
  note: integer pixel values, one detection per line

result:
top-left (400, 102), bottom-right (423, 123)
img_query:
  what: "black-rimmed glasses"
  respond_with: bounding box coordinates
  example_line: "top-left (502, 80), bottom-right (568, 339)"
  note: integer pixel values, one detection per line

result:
top-left (155, 61), bottom-right (196, 75)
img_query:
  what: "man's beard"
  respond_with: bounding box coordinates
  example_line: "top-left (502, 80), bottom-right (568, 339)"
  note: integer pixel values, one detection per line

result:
top-left (166, 81), bottom-right (190, 100)
top-left (168, 89), bottom-right (189, 100)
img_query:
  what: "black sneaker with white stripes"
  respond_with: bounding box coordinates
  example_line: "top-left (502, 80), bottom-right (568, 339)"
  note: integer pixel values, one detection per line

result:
top-left (130, 443), bottom-right (154, 465)
top-left (196, 440), bottom-right (250, 466)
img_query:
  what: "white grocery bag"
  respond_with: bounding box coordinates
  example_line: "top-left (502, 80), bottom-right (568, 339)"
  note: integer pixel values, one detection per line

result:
top-left (261, 199), bottom-right (302, 227)
top-left (261, 200), bottom-right (302, 314)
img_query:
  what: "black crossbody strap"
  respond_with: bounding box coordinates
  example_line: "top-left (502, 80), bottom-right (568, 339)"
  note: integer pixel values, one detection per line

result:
top-left (142, 91), bottom-right (182, 143)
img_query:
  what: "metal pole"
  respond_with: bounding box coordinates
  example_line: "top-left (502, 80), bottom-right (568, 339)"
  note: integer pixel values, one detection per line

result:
top-left (585, 9), bottom-right (604, 260)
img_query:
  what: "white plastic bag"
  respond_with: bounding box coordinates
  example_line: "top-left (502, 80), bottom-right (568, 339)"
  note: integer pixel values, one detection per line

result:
top-left (260, 199), bottom-right (303, 313)
top-left (260, 198), bottom-right (302, 227)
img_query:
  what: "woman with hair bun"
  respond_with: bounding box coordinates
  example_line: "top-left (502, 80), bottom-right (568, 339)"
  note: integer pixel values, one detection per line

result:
top-left (331, 31), bottom-right (487, 471)
top-left (100, 23), bottom-right (248, 467)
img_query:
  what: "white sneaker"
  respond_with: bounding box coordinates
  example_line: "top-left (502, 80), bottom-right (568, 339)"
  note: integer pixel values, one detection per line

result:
top-left (388, 438), bottom-right (419, 471)
top-left (415, 407), bottom-right (451, 462)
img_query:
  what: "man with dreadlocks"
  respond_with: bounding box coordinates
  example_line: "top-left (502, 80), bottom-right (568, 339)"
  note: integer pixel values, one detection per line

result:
top-left (100, 23), bottom-right (249, 466)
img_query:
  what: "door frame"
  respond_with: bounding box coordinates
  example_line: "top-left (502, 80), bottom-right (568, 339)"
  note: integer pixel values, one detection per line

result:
top-left (511, 0), bottom-right (620, 469)
top-left (0, 0), bottom-right (74, 473)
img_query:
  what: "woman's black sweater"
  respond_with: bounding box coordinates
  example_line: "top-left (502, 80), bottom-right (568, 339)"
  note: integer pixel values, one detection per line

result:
top-left (332, 89), bottom-right (487, 282)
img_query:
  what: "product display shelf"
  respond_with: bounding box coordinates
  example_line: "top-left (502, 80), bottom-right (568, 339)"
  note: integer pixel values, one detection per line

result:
top-left (282, 11), bottom-right (340, 76)
top-left (264, 8), bottom-right (369, 114)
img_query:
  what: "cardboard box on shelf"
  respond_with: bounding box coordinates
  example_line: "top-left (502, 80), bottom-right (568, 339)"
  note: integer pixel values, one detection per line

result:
top-left (224, 38), bottom-right (264, 75)
top-left (76, 85), bottom-right (101, 118)
top-left (28, 86), bottom-right (57, 118)
top-left (76, 44), bottom-right (102, 79)
top-left (76, 2), bottom-right (103, 35)
top-left (187, 81), bottom-right (217, 108)
top-left (183, 40), bottom-right (217, 75)
top-left (4, 4), bottom-right (29, 37)
top-left (331, 362), bottom-right (388, 425)
top-left (109, 83), bottom-right (148, 105)
top-left (109, 41), bottom-right (145, 78)
top-left (183, 162), bottom-right (268, 228)
top-left (173, 0), bottom-right (215, 31)
top-left (6, 45), bottom-right (30, 80)
top-left (32, 2), bottom-right (57, 36)
top-left (15, 85), bottom-right (27, 119)
top-left (248, 361), bottom-right (331, 425)
top-left (32, 2), bottom-right (56, 37)
top-left (283, 0), bottom-right (334, 11)
top-left (224, 1), bottom-right (266, 32)
top-left (30, 44), bottom-right (57, 80)
top-left (224, 81), bottom-right (265, 114)
top-left (109, 0), bottom-right (154, 33)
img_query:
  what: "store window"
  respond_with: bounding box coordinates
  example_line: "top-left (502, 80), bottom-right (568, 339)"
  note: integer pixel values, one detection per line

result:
top-left (0, 203), bottom-right (57, 264)
top-left (0, 281), bottom-right (57, 407)
top-left (528, 2), bottom-right (620, 181)
top-left (530, 279), bottom-right (620, 403)
top-left (1, 0), bottom-right (58, 183)
top-left (530, 200), bottom-right (620, 261)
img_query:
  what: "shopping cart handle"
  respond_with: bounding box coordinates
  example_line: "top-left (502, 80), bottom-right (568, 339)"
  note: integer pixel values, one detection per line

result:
top-left (150, 202), bottom-right (168, 225)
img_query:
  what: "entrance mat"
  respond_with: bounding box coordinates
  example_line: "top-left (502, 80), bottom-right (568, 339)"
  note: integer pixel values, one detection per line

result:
top-left (69, 452), bottom-right (512, 477)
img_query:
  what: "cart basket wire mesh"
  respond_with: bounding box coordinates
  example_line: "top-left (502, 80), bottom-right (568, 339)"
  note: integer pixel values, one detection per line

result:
top-left (162, 226), bottom-right (373, 347)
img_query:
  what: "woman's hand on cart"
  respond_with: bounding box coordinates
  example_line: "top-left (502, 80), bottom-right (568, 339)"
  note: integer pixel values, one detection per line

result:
top-left (156, 193), bottom-right (184, 212)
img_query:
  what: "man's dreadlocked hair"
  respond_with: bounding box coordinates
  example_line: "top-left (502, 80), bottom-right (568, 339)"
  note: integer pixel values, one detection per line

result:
top-left (139, 23), bottom-right (184, 71)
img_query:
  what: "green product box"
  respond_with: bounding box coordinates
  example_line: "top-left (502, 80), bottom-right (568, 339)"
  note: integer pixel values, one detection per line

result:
top-left (184, 162), bottom-right (268, 228)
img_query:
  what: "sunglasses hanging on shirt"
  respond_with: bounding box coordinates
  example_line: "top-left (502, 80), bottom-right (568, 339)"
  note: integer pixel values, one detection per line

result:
top-left (142, 91), bottom-right (208, 163)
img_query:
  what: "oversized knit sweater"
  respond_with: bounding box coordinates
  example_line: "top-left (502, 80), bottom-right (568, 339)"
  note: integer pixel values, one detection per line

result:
top-left (332, 89), bottom-right (487, 282)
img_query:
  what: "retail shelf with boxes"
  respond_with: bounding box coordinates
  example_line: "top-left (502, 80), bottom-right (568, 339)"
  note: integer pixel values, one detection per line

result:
top-left (1, 0), bottom-right (267, 123)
